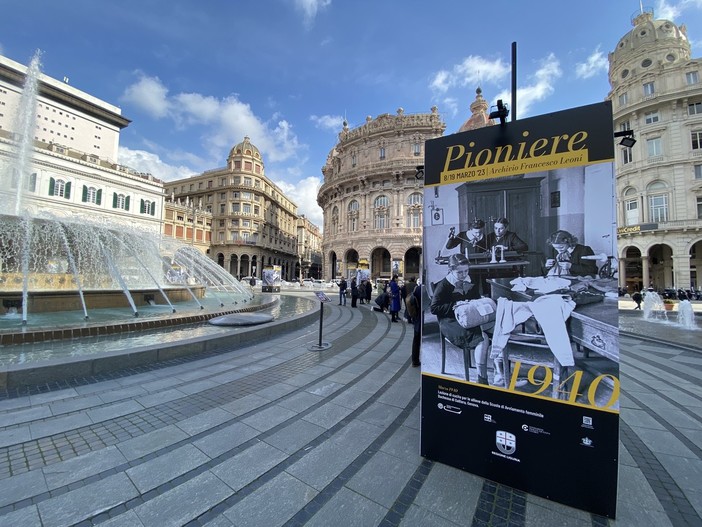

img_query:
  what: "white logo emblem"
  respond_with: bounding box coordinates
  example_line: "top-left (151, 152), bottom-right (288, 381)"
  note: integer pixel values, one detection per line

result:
top-left (496, 430), bottom-right (516, 455)
top-left (484, 414), bottom-right (492, 422)
top-left (583, 416), bottom-right (593, 426)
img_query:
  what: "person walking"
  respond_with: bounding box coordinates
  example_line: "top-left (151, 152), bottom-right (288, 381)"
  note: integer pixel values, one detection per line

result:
top-left (632, 290), bottom-right (642, 310)
top-left (365, 280), bottom-right (373, 305)
top-left (338, 277), bottom-right (347, 306)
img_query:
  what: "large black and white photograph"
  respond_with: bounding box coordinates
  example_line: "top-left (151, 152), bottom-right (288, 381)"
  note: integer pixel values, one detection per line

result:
top-left (421, 165), bottom-right (619, 408)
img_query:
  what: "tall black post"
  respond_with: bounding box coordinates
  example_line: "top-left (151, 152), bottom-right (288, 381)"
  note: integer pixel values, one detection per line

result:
top-left (511, 41), bottom-right (517, 121)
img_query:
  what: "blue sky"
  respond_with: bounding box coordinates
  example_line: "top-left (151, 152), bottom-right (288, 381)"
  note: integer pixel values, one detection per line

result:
top-left (1, 0), bottom-right (702, 227)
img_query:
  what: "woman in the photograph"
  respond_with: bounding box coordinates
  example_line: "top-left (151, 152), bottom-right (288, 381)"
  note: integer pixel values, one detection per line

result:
top-left (485, 217), bottom-right (528, 253)
top-left (543, 229), bottom-right (597, 277)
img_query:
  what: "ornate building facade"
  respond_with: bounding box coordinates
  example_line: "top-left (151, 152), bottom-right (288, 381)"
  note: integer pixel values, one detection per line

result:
top-left (317, 108), bottom-right (446, 282)
top-left (297, 215), bottom-right (322, 280)
top-left (165, 137), bottom-right (306, 281)
top-left (610, 8), bottom-right (702, 291)
top-left (162, 199), bottom-right (213, 254)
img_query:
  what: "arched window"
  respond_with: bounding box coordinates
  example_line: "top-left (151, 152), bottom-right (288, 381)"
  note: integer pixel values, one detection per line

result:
top-left (622, 187), bottom-right (639, 226)
top-left (406, 192), bottom-right (422, 228)
top-left (646, 181), bottom-right (668, 223)
top-left (374, 195), bottom-right (389, 229)
top-left (53, 179), bottom-right (65, 197)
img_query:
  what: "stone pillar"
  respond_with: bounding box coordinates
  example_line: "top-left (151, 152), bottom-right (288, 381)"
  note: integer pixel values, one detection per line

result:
top-left (642, 257), bottom-right (650, 289)
top-left (618, 258), bottom-right (627, 290)
top-left (673, 254), bottom-right (691, 289)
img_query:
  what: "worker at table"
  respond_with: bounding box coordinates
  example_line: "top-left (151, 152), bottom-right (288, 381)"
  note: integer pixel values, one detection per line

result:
top-left (445, 219), bottom-right (489, 257)
top-left (485, 217), bottom-right (528, 253)
top-left (543, 229), bottom-right (598, 277)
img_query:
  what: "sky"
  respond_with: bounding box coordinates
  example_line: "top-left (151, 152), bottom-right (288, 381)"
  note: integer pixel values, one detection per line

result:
top-left (1, 0), bottom-right (702, 228)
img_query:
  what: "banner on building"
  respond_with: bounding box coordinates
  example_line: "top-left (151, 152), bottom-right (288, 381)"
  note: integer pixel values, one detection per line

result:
top-left (420, 101), bottom-right (619, 518)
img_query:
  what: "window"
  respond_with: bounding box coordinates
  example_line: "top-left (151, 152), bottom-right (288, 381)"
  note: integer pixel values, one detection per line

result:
top-left (649, 194), bottom-right (668, 222)
top-left (643, 82), bottom-right (655, 96)
top-left (243, 203), bottom-right (251, 214)
top-left (687, 71), bottom-right (699, 85)
top-left (407, 192), bottom-right (422, 206)
top-left (697, 197), bottom-right (702, 219)
top-left (647, 181), bottom-right (668, 222)
top-left (374, 195), bottom-right (389, 208)
top-left (689, 102), bottom-right (702, 116)
top-left (49, 177), bottom-right (71, 199)
top-left (621, 147), bottom-right (633, 164)
top-left (644, 111), bottom-right (659, 124)
top-left (113, 193), bottom-right (128, 210)
top-left (352, 154), bottom-right (357, 167)
top-left (625, 198), bottom-right (639, 226)
top-left (242, 191), bottom-right (252, 200)
top-left (232, 203), bottom-right (240, 213)
top-left (692, 131), bottom-right (702, 150)
top-left (379, 146), bottom-right (386, 160)
top-left (413, 143), bottom-right (422, 156)
top-left (695, 165), bottom-right (702, 179)
top-left (647, 137), bottom-right (662, 157)
top-left (140, 199), bottom-right (155, 216)
top-left (618, 92), bottom-right (629, 107)
top-left (83, 185), bottom-right (100, 204)
top-left (244, 177), bottom-right (252, 186)
top-left (348, 200), bottom-right (359, 212)
top-left (220, 204), bottom-right (225, 214)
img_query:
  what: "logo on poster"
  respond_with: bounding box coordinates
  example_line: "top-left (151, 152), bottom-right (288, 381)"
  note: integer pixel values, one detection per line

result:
top-left (484, 414), bottom-right (493, 423)
top-left (582, 416), bottom-right (593, 429)
top-left (496, 430), bottom-right (516, 455)
top-left (581, 437), bottom-right (594, 447)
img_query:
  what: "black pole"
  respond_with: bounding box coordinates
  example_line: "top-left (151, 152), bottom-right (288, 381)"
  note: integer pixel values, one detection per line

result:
top-left (318, 302), bottom-right (324, 347)
top-left (511, 41), bottom-right (517, 121)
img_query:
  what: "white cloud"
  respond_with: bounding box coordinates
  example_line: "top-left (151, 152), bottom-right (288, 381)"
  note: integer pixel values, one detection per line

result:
top-left (430, 55), bottom-right (510, 94)
top-left (274, 176), bottom-right (324, 227)
top-left (656, 0), bottom-right (702, 20)
top-left (120, 73), bottom-right (305, 167)
top-left (294, 0), bottom-right (331, 29)
top-left (575, 46), bottom-right (608, 79)
top-left (120, 72), bottom-right (170, 119)
top-left (310, 114), bottom-right (344, 131)
top-left (493, 53), bottom-right (562, 117)
top-left (117, 146), bottom-right (196, 182)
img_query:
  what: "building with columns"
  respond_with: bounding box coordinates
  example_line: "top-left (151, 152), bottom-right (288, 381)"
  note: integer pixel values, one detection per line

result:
top-left (317, 107), bottom-right (446, 282)
top-left (165, 137), bottom-right (309, 281)
top-left (297, 215), bottom-right (322, 280)
top-left (610, 8), bottom-right (702, 292)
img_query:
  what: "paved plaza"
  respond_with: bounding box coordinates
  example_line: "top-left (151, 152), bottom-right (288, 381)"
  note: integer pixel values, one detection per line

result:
top-left (0, 293), bottom-right (700, 526)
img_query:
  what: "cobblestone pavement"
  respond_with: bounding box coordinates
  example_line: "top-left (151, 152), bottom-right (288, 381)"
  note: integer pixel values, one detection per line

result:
top-left (0, 298), bottom-right (700, 526)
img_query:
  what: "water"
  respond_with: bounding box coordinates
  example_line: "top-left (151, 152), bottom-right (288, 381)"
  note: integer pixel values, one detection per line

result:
top-left (0, 295), bottom-right (315, 366)
top-left (0, 51), bottom-right (252, 325)
top-left (678, 300), bottom-right (696, 329)
top-left (642, 291), bottom-right (667, 321)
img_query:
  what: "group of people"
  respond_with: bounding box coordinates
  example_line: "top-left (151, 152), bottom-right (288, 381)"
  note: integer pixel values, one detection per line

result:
top-left (446, 218), bottom-right (598, 279)
top-left (445, 217), bottom-right (528, 257)
top-left (336, 277), bottom-right (373, 308)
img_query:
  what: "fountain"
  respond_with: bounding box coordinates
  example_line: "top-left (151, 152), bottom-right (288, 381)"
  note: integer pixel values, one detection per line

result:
top-left (0, 51), bottom-right (254, 333)
top-left (677, 299), bottom-right (696, 329)
top-left (642, 290), bottom-right (667, 321)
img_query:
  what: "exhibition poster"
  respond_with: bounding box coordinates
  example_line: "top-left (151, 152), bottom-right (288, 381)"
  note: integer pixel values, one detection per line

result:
top-left (420, 101), bottom-right (619, 518)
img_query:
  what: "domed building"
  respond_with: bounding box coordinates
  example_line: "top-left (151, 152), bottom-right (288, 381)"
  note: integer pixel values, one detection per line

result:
top-left (317, 107), bottom-right (446, 283)
top-left (609, 8), bottom-right (702, 292)
top-left (166, 136), bottom-right (306, 281)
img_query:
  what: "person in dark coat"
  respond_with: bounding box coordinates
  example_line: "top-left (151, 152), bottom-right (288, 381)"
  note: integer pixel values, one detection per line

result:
top-left (445, 219), bottom-right (489, 257)
top-left (350, 277), bottom-right (359, 307)
top-left (543, 230), bottom-right (597, 277)
top-left (411, 283), bottom-right (422, 367)
top-left (365, 280), bottom-right (373, 304)
top-left (632, 290), bottom-right (642, 310)
top-left (389, 275), bottom-right (401, 322)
